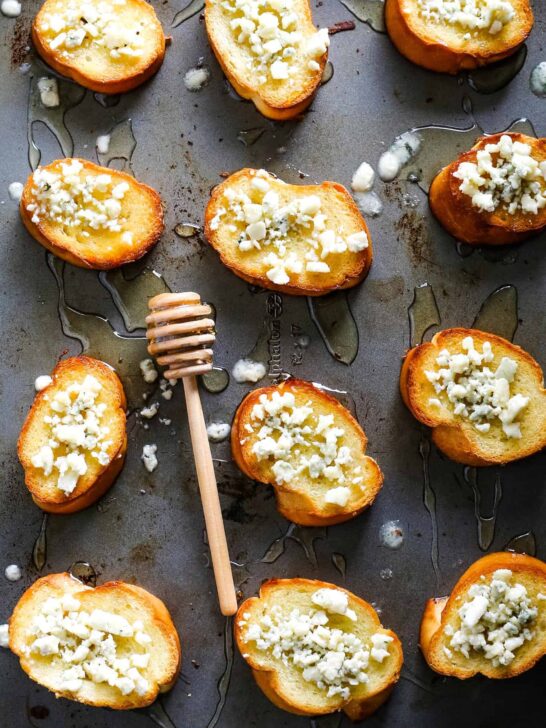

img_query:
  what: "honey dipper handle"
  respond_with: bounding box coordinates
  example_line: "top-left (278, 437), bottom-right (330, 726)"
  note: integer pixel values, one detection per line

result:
top-left (182, 376), bottom-right (238, 616)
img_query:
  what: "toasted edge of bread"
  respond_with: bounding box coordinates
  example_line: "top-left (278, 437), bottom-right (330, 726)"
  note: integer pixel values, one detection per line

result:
top-left (204, 169), bottom-right (373, 296)
top-left (32, 0), bottom-right (166, 94)
top-left (385, 0), bottom-right (533, 74)
top-left (235, 578), bottom-right (403, 719)
top-left (18, 356), bottom-right (127, 513)
top-left (204, 0), bottom-right (327, 120)
top-left (20, 158), bottom-right (164, 270)
top-left (429, 133), bottom-right (546, 246)
top-left (9, 572), bottom-right (181, 708)
top-left (400, 328), bottom-right (546, 466)
top-left (420, 552), bottom-right (546, 679)
top-left (231, 379), bottom-right (384, 525)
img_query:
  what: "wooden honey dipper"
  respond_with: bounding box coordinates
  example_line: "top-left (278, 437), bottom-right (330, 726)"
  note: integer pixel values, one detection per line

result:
top-left (146, 292), bottom-right (237, 616)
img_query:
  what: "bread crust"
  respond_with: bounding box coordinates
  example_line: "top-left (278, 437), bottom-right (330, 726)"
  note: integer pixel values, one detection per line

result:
top-left (204, 0), bottom-right (327, 120)
top-left (204, 169), bottom-right (373, 296)
top-left (385, 0), bottom-right (533, 74)
top-left (18, 356), bottom-right (127, 513)
top-left (400, 328), bottom-right (546, 466)
top-left (420, 553), bottom-right (546, 679)
top-left (32, 0), bottom-right (166, 94)
top-left (235, 578), bottom-right (403, 719)
top-left (9, 572), bottom-right (181, 708)
top-left (429, 133), bottom-right (546, 246)
top-left (231, 379), bottom-right (383, 525)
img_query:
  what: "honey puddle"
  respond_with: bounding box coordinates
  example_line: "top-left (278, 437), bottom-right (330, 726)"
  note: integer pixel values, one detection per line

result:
top-left (32, 512), bottom-right (48, 571)
top-left (307, 293), bottom-right (359, 365)
top-left (505, 531), bottom-right (536, 556)
top-left (172, 0), bottom-right (204, 28)
top-left (340, 0), bottom-right (386, 32)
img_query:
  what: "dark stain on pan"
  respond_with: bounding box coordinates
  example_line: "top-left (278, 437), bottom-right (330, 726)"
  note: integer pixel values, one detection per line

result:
top-left (10, 15), bottom-right (32, 68)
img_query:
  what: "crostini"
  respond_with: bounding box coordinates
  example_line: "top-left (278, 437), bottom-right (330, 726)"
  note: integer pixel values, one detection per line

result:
top-left (8, 572), bottom-right (181, 708)
top-left (235, 578), bottom-right (403, 720)
top-left (205, 169), bottom-right (373, 296)
top-left (18, 356), bottom-right (127, 514)
top-left (231, 379), bottom-right (383, 526)
top-left (429, 132), bottom-right (546, 246)
top-left (420, 552), bottom-right (546, 679)
top-left (400, 328), bottom-right (546, 466)
top-left (205, 0), bottom-right (329, 120)
top-left (32, 0), bottom-right (166, 94)
top-left (21, 158), bottom-right (164, 269)
top-left (385, 0), bottom-right (533, 74)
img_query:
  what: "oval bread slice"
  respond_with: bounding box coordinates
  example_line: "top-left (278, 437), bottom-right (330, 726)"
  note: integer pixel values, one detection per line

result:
top-left (429, 132), bottom-right (546, 246)
top-left (18, 356), bottom-right (127, 514)
top-left (385, 0), bottom-right (533, 74)
top-left (400, 328), bottom-right (546, 466)
top-left (20, 158), bottom-right (164, 269)
top-left (205, 169), bottom-right (373, 296)
top-left (33, 0), bottom-right (166, 94)
top-left (9, 572), bottom-right (181, 709)
top-left (420, 552), bottom-right (546, 679)
top-left (231, 379), bottom-right (383, 525)
top-left (205, 0), bottom-right (329, 120)
top-left (235, 578), bottom-right (403, 719)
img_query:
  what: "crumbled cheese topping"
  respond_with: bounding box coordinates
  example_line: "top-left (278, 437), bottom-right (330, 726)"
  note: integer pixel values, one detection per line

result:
top-left (447, 569), bottom-right (538, 667)
top-left (26, 159), bottom-right (130, 236)
top-left (425, 336), bottom-right (529, 438)
top-left (216, 0), bottom-right (329, 85)
top-left (26, 593), bottom-right (151, 696)
top-left (232, 358), bottom-right (267, 383)
top-left (139, 358), bottom-right (158, 384)
top-left (0, 624), bottom-right (9, 648)
top-left (31, 374), bottom-right (112, 495)
top-left (247, 389), bottom-right (364, 505)
top-left (417, 0), bottom-right (515, 36)
top-left (240, 589), bottom-right (392, 700)
top-left (37, 77), bottom-right (60, 108)
top-left (211, 170), bottom-right (368, 285)
top-left (142, 444), bottom-right (158, 473)
top-left (38, 0), bottom-right (147, 61)
top-left (453, 134), bottom-right (546, 215)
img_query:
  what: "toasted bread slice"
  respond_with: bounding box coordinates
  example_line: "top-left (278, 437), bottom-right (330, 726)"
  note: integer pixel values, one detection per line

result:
top-left (18, 356), bottom-right (127, 514)
top-left (231, 379), bottom-right (383, 525)
top-left (205, 0), bottom-right (328, 120)
top-left (420, 552), bottom-right (546, 679)
top-left (400, 328), bottom-right (546, 466)
top-left (9, 572), bottom-right (181, 708)
top-left (429, 133), bottom-right (546, 246)
top-left (235, 578), bottom-right (403, 719)
top-left (32, 0), bottom-right (166, 94)
top-left (385, 0), bottom-right (533, 74)
top-left (21, 158), bottom-right (163, 269)
top-left (205, 169), bottom-right (373, 296)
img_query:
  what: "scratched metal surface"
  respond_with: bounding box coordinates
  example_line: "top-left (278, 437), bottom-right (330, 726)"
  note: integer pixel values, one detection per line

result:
top-left (1, 2), bottom-right (546, 727)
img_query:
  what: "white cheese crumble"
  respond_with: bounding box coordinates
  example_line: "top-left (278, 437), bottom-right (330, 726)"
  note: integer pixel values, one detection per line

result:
top-left (0, 0), bottom-right (21, 18)
top-left (351, 162), bottom-right (375, 193)
top-left (142, 444), bottom-right (158, 473)
top-left (140, 402), bottom-right (159, 420)
top-left (25, 594), bottom-right (151, 696)
top-left (247, 389), bottom-right (364, 505)
top-left (454, 134), bottom-right (546, 215)
top-left (240, 589), bottom-right (392, 700)
top-left (232, 358), bottom-right (267, 383)
top-left (35, 374), bottom-right (53, 392)
top-left (211, 170), bottom-right (368, 285)
top-left (4, 564), bottom-right (22, 581)
top-left (139, 358), bottom-right (158, 384)
top-left (424, 336), bottom-right (529, 438)
top-left (8, 182), bottom-right (24, 202)
top-left (378, 131), bottom-right (422, 182)
top-left (184, 66), bottom-right (211, 91)
top-left (207, 422), bottom-right (231, 442)
top-left (26, 159), bottom-right (130, 234)
top-left (0, 624), bottom-right (9, 648)
top-left (530, 62), bottom-right (546, 98)
top-left (448, 569), bottom-right (538, 667)
top-left (417, 0), bottom-right (515, 35)
top-left (96, 134), bottom-right (111, 154)
top-left (216, 0), bottom-right (329, 86)
top-left (37, 0), bottom-right (147, 62)
top-left (30, 374), bottom-right (113, 495)
top-left (37, 77), bottom-right (60, 108)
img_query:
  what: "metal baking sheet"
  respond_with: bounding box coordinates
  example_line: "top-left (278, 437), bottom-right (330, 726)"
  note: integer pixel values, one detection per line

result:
top-left (1, 2), bottom-right (545, 727)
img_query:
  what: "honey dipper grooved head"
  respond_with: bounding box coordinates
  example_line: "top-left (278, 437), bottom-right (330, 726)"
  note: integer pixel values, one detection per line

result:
top-left (146, 292), bottom-right (215, 379)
